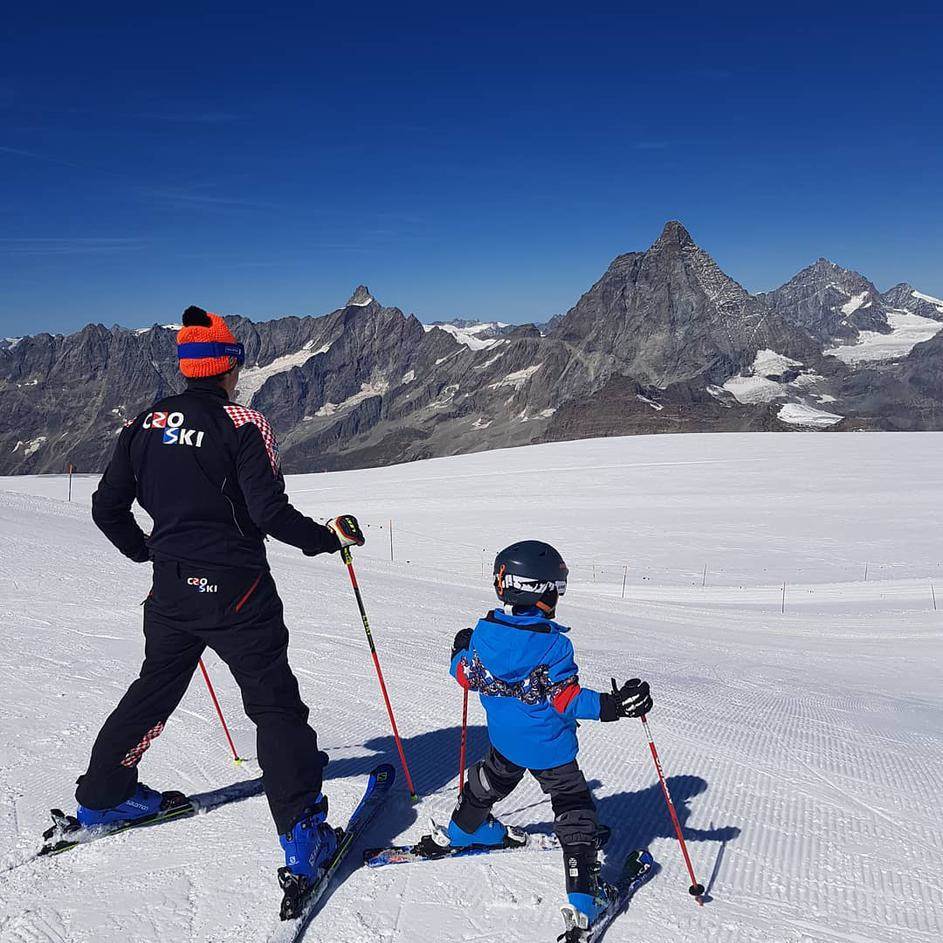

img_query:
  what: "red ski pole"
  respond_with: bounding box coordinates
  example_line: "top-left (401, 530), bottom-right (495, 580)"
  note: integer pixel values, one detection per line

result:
top-left (457, 687), bottom-right (469, 794)
top-left (340, 547), bottom-right (418, 800)
top-left (640, 714), bottom-right (705, 904)
top-left (198, 657), bottom-right (241, 763)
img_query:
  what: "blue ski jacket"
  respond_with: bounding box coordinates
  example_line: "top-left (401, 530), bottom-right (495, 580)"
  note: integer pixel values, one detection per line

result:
top-left (450, 608), bottom-right (602, 770)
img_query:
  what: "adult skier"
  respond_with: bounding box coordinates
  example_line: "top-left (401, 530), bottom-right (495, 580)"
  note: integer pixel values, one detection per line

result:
top-left (74, 305), bottom-right (365, 889)
top-left (447, 541), bottom-right (653, 928)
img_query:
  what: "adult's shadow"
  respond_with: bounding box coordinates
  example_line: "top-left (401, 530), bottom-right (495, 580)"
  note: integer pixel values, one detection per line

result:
top-left (519, 775), bottom-right (740, 900)
top-left (185, 726), bottom-right (489, 922)
top-left (315, 724), bottom-right (490, 891)
top-left (323, 723), bottom-right (490, 798)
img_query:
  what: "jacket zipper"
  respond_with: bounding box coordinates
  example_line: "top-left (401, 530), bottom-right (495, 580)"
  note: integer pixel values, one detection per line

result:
top-left (221, 476), bottom-right (247, 537)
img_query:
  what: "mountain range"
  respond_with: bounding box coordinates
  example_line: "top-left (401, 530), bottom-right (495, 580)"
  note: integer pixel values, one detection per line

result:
top-left (2, 221), bottom-right (942, 476)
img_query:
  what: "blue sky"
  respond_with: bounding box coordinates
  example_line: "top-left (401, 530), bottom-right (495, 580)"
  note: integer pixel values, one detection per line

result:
top-left (1, 2), bottom-right (940, 335)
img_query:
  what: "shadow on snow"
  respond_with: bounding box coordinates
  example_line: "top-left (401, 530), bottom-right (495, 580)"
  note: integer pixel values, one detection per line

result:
top-left (323, 725), bottom-right (740, 899)
top-left (190, 723), bottom-right (739, 912)
top-left (319, 724), bottom-right (491, 857)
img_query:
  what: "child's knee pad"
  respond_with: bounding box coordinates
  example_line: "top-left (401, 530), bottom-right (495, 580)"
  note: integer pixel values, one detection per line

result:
top-left (554, 807), bottom-right (599, 847)
top-left (467, 760), bottom-right (506, 804)
top-left (452, 761), bottom-right (510, 835)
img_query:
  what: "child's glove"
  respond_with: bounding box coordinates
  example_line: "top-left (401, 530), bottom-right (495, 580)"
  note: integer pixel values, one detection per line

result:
top-left (599, 678), bottom-right (652, 721)
top-left (451, 628), bottom-right (473, 661)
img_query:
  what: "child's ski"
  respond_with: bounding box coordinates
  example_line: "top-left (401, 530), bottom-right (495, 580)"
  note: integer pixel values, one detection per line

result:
top-left (364, 829), bottom-right (558, 868)
top-left (269, 763), bottom-right (395, 943)
top-left (558, 849), bottom-right (656, 943)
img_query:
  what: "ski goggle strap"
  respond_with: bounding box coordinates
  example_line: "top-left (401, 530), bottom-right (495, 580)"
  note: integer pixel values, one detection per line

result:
top-left (177, 341), bottom-right (246, 364)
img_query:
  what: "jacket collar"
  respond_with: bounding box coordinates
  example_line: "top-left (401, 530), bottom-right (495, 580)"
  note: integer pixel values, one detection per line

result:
top-left (483, 607), bottom-right (569, 634)
top-left (185, 378), bottom-right (230, 401)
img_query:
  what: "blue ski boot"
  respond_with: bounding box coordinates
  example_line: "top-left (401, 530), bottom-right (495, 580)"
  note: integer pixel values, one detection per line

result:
top-left (564, 885), bottom-right (613, 927)
top-left (76, 783), bottom-right (166, 827)
top-left (279, 796), bottom-right (338, 880)
top-left (560, 842), bottom-right (613, 933)
top-left (414, 815), bottom-right (527, 858)
top-left (445, 815), bottom-right (509, 848)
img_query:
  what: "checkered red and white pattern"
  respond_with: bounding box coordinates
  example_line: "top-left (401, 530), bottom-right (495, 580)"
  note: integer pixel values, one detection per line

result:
top-left (120, 721), bottom-right (165, 768)
top-left (223, 404), bottom-right (281, 475)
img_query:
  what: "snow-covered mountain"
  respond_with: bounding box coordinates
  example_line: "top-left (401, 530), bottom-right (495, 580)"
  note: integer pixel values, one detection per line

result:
top-left (2, 221), bottom-right (943, 476)
top-left (761, 261), bottom-right (943, 368)
top-left (762, 258), bottom-right (892, 343)
top-left (881, 283), bottom-right (943, 321)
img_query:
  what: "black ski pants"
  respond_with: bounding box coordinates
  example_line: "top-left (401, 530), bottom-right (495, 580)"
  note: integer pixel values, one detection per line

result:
top-left (76, 560), bottom-right (324, 834)
top-left (453, 746), bottom-right (599, 848)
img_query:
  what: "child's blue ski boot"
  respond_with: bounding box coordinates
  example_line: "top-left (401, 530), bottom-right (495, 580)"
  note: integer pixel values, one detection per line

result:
top-left (559, 841), bottom-right (614, 936)
top-left (412, 815), bottom-right (528, 858)
top-left (445, 815), bottom-right (513, 848)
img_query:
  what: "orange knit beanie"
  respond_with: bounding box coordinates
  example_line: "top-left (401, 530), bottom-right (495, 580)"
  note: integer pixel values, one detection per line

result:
top-left (176, 306), bottom-right (244, 378)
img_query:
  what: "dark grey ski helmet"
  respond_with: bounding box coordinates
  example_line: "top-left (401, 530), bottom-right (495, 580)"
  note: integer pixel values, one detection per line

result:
top-left (493, 540), bottom-right (568, 613)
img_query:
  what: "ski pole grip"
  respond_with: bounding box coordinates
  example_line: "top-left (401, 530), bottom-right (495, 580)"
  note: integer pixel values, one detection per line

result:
top-left (341, 546), bottom-right (353, 565)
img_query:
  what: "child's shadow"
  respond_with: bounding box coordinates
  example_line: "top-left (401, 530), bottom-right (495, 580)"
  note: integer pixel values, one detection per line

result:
top-left (522, 775), bottom-right (740, 900)
top-left (323, 732), bottom-right (740, 903)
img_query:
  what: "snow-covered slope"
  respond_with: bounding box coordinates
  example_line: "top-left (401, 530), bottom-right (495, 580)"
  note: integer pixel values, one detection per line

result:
top-left (911, 289), bottom-right (943, 312)
top-left (776, 402), bottom-right (843, 427)
top-left (1, 433), bottom-right (941, 943)
top-left (236, 342), bottom-right (331, 405)
top-left (423, 321), bottom-right (507, 351)
top-left (825, 309), bottom-right (943, 364)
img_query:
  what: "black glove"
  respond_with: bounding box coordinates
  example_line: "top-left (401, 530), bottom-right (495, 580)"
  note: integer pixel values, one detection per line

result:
top-left (599, 678), bottom-right (652, 722)
top-left (451, 628), bottom-right (472, 661)
top-left (327, 514), bottom-right (366, 550)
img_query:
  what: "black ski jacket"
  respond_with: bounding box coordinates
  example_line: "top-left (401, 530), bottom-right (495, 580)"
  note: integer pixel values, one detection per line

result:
top-left (92, 379), bottom-right (339, 569)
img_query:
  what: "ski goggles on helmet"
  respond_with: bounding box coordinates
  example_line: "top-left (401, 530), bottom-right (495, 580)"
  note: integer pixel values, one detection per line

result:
top-left (501, 573), bottom-right (568, 597)
top-left (176, 341), bottom-right (246, 365)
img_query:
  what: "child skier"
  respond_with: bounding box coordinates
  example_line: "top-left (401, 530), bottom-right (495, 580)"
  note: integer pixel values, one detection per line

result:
top-left (445, 540), bottom-right (653, 928)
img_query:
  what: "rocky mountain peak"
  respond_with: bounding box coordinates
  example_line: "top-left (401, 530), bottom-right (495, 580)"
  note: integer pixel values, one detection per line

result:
top-left (653, 219), bottom-right (696, 250)
top-left (763, 256), bottom-right (889, 344)
top-left (883, 281), bottom-right (913, 298)
top-left (811, 256), bottom-right (836, 270)
top-left (550, 221), bottom-right (811, 389)
top-left (346, 285), bottom-right (374, 307)
top-left (805, 257), bottom-right (868, 286)
top-left (881, 282), bottom-right (943, 322)
top-left (643, 221), bottom-right (752, 309)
